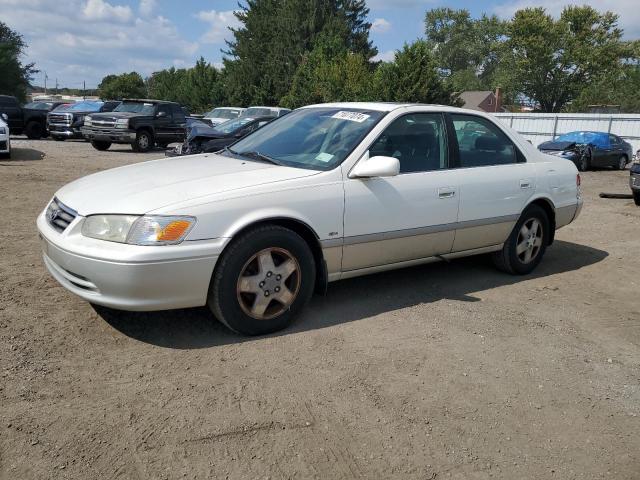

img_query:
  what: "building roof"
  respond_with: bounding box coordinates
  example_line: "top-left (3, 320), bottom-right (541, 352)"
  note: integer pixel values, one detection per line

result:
top-left (458, 91), bottom-right (495, 111)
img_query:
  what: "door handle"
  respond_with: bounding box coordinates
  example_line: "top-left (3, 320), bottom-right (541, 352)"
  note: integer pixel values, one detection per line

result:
top-left (438, 188), bottom-right (456, 199)
top-left (520, 180), bottom-right (532, 189)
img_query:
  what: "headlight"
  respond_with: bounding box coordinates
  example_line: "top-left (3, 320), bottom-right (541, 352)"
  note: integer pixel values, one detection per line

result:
top-left (84, 116), bottom-right (92, 127)
top-left (0, 127), bottom-right (5, 134)
top-left (81, 215), bottom-right (195, 245)
top-left (115, 118), bottom-right (129, 129)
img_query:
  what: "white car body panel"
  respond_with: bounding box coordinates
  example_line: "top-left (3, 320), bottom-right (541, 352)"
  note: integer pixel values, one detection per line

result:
top-left (0, 117), bottom-right (10, 156)
top-left (38, 103), bottom-right (582, 311)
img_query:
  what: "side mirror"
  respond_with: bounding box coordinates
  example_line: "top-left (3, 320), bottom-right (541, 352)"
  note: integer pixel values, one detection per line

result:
top-left (1, 113), bottom-right (7, 121)
top-left (156, 111), bottom-right (167, 118)
top-left (350, 155), bottom-right (400, 178)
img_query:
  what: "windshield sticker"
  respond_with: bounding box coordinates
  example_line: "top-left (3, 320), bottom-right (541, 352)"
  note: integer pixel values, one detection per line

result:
top-left (315, 152), bottom-right (334, 163)
top-left (331, 111), bottom-right (370, 123)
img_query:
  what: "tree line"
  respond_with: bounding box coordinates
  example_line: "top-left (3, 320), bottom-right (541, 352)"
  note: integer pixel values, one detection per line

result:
top-left (2, 2), bottom-right (640, 113)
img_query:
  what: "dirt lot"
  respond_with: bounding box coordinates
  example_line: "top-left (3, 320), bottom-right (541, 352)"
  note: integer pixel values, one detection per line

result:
top-left (1, 137), bottom-right (639, 479)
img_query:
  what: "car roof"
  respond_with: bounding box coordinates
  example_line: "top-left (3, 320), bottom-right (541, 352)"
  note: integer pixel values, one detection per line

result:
top-left (301, 102), bottom-right (490, 115)
top-left (122, 98), bottom-right (179, 105)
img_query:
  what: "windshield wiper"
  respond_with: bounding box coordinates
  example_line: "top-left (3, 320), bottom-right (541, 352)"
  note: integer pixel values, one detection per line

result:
top-left (223, 145), bottom-right (239, 155)
top-left (237, 150), bottom-right (281, 165)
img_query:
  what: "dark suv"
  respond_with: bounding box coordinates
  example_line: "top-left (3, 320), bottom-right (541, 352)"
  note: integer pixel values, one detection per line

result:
top-left (81, 99), bottom-right (186, 152)
top-left (47, 100), bottom-right (120, 141)
top-left (0, 95), bottom-right (66, 139)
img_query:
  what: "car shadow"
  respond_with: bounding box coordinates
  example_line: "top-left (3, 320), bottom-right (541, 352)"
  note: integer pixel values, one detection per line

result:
top-left (96, 240), bottom-right (608, 350)
top-left (0, 147), bottom-right (45, 162)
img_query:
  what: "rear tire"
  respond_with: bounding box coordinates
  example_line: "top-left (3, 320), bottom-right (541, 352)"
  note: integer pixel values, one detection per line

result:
top-left (492, 204), bottom-right (550, 275)
top-left (25, 121), bottom-right (44, 140)
top-left (208, 225), bottom-right (316, 335)
top-left (615, 155), bottom-right (627, 170)
top-left (91, 140), bottom-right (111, 151)
top-left (634, 191), bottom-right (640, 206)
top-left (132, 130), bottom-right (153, 152)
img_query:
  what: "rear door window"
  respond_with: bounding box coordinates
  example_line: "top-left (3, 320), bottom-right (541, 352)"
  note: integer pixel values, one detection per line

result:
top-left (450, 114), bottom-right (521, 167)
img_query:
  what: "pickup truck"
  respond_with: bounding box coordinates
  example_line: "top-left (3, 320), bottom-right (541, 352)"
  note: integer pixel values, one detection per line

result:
top-left (81, 99), bottom-right (186, 152)
top-left (0, 95), bottom-right (67, 139)
top-left (47, 100), bottom-right (120, 141)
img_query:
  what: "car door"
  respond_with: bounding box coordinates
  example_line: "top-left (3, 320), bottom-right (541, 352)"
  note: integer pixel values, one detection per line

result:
top-left (170, 105), bottom-right (187, 142)
top-left (589, 134), bottom-right (611, 167)
top-left (154, 105), bottom-right (173, 142)
top-left (342, 112), bottom-right (460, 271)
top-left (609, 134), bottom-right (624, 166)
top-left (0, 97), bottom-right (22, 131)
top-left (447, 113), bottom-right (537, 252)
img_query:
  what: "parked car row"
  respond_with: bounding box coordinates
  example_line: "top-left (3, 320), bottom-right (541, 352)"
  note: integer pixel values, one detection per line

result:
top-left (48, 100), bottom-right (121, 141)
top-left (0, 95), bottom-right (67, 139)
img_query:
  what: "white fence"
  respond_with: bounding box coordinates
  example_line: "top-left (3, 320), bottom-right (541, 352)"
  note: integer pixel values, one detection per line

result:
top-left (493, 113), bottom-right (640, 153)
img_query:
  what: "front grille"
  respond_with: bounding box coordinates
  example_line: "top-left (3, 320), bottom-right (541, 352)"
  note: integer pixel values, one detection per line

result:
top-left (48, 113), bottom-right (72, 126)
top-left (0, 141), bottom-right (6, 150)
top-left (46, 198), bottom-right (77, 233)
top-left (91, 117), bottom-right (116, 128)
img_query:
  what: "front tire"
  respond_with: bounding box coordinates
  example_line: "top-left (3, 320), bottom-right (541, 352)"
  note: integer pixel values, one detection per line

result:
top-left (25, 121), bottom-right (44, 140)
top-left (132, 130), bottom-right (153, 152)
top-left (615, 155), bottom-right (627, 170)
top-left (492, 204), bottom-right (549, 275)
top-left (208, 225), bottom-right (316, 335)
top-left (91, 140), bottom-right (111, 151)
top-left (634, 191), bottom-right (640, 206)
top-left (578, 151), bottom-right (591, 172)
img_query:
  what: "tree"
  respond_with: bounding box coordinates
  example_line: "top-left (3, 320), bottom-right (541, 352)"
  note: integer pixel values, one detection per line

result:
top-left (0, 21), bottom-right (37, 101)
top-left (424, 8), bottom-right (506, 92)
top-left (498, 6), bottom-right (636, 112)
top-left (372, 41), bottom-right (460, 105)
top-left (568, 63), bottom-right (640, 113)
top-left (282, 34), bottom-right (370, 108)
top-left (97, 72), bottom-right (147, 100)
top-left (224, 0), bottom-right (375, 106)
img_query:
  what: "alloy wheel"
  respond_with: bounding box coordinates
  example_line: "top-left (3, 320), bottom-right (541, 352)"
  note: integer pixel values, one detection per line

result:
top-left (516, 218), bottom-right (543, 264)
top-left (236, 247), bottom-right (301, 320)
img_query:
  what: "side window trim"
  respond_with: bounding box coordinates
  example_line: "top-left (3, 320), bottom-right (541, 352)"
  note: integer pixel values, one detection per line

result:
top-left (363, 111), bottom-right (451, 174)
top-left (446, 112), bottom-right (526, 168)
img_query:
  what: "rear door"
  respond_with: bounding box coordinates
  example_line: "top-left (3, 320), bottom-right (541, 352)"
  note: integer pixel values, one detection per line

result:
top-left (447, 113), bottom-right (536, 252)
top-left (170, 105), bottom-right (186, 142)
top-left (154, 104), bottom-right (173, 143)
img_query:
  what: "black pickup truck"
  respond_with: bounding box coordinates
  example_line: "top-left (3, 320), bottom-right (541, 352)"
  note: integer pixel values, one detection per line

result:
top-left (0, 95), bottom-right (67, 139)
top-left (81, 99), bottom-right (186, 152)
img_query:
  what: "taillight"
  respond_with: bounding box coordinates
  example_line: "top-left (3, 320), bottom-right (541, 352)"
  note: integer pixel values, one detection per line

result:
top-left (576, 174), bottom-right (581, 187)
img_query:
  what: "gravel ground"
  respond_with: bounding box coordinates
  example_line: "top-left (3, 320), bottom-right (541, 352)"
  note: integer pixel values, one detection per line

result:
top-left (1, 138), bottom-right (639, 480)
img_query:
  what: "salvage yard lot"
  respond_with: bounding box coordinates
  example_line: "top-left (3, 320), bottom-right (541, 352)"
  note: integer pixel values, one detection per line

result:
top-left (1, 138), bottom-right (640, 479)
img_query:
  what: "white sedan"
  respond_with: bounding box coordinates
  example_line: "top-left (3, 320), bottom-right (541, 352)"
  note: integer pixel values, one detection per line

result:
top-left (37, 103), bottom-right (582, 335)
top-left (0, 114), bottom-right (10, 158)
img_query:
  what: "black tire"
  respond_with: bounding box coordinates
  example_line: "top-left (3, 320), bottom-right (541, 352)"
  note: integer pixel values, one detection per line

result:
top-left (492, 204), bottom-right (550, 275)
top-left (132, 130), bottom-right (153, 152)
top-left (53, 136), bottom-right (65, 142)
top-left (24, 121), bottom-right (44, 140)
top-left (208, 225), bottom-right (316, 335)
top-left (614, 155), bottom-right (627, 170)
top-left (634, 191), bottom-right (640, 206)
top-left (0, 152), bottom-right (9, 159)
top-left (577, 151), bottom-right (591, 172)
top-left (91, 140), bottom-right (111, 151)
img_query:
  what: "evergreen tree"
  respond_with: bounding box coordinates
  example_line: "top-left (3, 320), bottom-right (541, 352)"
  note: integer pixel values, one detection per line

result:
top-left (0, 21), bottom-right (37, 102)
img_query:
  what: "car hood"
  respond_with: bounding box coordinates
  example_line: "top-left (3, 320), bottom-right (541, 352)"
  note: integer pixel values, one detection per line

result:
top-left (88, 111), bottom-right (148, 120)
top-left (56, 154), bottom-right (319, 215)
top-left (538, 140), bottom-right (581, 151)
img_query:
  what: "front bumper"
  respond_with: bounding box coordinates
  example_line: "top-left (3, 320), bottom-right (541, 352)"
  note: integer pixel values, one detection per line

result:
top-left (37, 210), bottom-right (225, 311)
top-left (0, 134), bottom-right (9, 153)
top-left (81, 127), bottom-right (136, 144)
top-left (630, 169), bottom-right (640, 192)
top-left (48, 125), bottom-right (83, 139)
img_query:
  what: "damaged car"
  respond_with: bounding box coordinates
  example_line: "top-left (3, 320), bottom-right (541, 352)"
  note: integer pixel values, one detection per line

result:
top-left (166, 116), bottom-right (274, 157)
top-left (538, 131), bottom-right (632, 172)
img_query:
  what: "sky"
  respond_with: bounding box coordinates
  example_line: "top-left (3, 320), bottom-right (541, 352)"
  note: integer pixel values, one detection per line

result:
top-left (0, 0), bottom-right (638, 90)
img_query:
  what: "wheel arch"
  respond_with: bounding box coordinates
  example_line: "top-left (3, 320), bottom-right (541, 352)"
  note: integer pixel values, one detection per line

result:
top-left (217, 216), bottom-right (328, 295)
top-left (525, 196), bottom-right (556, 245)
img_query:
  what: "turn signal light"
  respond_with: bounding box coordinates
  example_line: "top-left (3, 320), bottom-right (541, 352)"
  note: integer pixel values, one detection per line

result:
top-left (157, 220), bottom-right (192, 241)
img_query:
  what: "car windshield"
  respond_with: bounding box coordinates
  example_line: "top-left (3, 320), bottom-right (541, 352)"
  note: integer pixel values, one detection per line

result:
top-left (226, 107), bottom-right (385, 170)
top-left (214, 117), bottom-right (254, 134)
top-left (205, 108), bottom-right (242, 119)
top-left (114, 102), bottom-right (155, 114)
top-left (555, 132), bottom-right (599, 144)
top-left (24, 102), bottom-right (54, 110)
top-left (67, 102), bottom-right (104, 112)
top-left (52, 104), bottom-right (74, 111)
top-left (242, 107), bottom-right (274, 118)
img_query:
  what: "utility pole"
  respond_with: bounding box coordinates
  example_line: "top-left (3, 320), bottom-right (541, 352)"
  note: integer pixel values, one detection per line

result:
top-left (44, 72), bottom-right (48, 95)
top-left (83, 81), bottom-right (86, 100)
top-left (55, 78), bottom-right (58, 95)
